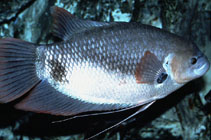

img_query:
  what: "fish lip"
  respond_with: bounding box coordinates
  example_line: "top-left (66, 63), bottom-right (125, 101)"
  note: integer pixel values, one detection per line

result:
top-left (194, 57), bottom-right (210, 76)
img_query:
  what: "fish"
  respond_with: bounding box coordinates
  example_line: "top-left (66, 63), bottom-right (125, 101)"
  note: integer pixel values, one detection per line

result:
top-left (0, 6), bottom-right (210, 123)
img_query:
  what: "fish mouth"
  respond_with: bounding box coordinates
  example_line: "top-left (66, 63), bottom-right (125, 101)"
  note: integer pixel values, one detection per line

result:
top-left (194, 56), bottom-right (210, 76)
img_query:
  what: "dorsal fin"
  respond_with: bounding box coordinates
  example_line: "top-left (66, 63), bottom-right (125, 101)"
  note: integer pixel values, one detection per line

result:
top-left (51, 6), bottom-right (111, 40)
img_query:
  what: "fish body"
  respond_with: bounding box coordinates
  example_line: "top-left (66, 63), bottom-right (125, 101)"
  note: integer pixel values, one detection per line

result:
top-left (37, 23), bottom-right (183, 105)
top-left (0, 7), bottom-right (209, 116)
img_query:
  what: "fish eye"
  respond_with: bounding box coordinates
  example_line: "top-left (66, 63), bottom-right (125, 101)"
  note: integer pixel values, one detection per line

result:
top-left (190, 57), bottom-right (197, 65)
top-left (157, 72), bottom-right (168, 84)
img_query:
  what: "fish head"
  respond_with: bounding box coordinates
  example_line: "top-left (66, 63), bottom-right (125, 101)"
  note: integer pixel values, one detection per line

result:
top-left (168, 42), bottom-right (210, 84)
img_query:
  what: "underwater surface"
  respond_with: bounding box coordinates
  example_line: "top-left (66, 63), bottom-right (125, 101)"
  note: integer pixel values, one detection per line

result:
top-left (0, 0), bottom-right (210, 140)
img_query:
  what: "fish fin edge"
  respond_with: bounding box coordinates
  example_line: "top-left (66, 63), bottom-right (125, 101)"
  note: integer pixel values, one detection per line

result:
top-left (15, 80), bottom-right (124, 116)
top-left (135, 51), bottom-right (165, 84)
top-left (85, 101), bottom-right (156, 140)
top-left (0, 38), bottom-right (40, 103)
top-left (51, 6), bottom-right (111, 40)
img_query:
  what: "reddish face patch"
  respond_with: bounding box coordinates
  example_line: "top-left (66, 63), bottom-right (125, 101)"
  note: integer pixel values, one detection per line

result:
top-left (170, 56), bottom-right (183, 83)
top-left (170, 55), bottom-right (191, 84)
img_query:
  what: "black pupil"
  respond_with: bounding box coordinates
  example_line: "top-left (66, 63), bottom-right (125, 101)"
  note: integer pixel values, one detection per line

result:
top-left (191, 57), bottom-right (197, 65)
top-left (157, 73), bottom-right (168, 84)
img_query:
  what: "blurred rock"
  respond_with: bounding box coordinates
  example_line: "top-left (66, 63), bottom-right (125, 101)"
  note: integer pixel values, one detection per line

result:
top-left (0, 0), bottom-right (35, 23)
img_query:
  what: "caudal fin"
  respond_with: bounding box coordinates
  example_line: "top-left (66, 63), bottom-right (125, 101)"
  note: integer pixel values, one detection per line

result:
top-left (0, 38), bottom-right (40, 103)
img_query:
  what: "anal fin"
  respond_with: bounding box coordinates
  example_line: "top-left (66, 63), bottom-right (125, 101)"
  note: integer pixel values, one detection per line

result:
top-left (15, 80), bottom-right (124, 116)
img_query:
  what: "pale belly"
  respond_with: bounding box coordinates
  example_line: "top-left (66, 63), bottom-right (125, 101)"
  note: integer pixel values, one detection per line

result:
top-left (43, 61), bottom-right (156, 105)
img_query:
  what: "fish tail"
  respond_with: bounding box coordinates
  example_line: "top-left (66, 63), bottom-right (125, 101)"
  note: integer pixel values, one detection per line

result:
top-left (0, 38), bottom-right (40, 103)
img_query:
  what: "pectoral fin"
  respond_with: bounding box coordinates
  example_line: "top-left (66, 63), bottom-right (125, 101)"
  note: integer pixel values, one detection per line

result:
top-left (135, 51), bottom-right (165, 84)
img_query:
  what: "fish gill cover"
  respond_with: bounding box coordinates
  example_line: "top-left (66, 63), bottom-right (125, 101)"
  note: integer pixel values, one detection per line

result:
top-left (0, 0), bottom-right (210, 140)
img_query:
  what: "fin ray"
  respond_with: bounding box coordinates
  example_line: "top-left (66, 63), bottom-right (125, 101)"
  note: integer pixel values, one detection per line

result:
top-left (135, 51), bottom-right (165, 84)
top-left (0, 77), bottom-right (38, 102)
top-left (0, 38), bottom-right (40, 103)
top-left (86, 101), bottom-right (155, 140)
top-left (0, 69), bottom-right (34, 82)
top-left (16, 80), bottom-right (126, 116)
top-left (0, 65), bottom-right (34, 75)
top-left (51, 6), bottom-right (112, 40)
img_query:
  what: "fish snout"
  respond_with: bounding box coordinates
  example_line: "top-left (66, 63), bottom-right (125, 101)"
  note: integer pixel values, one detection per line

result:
top-left (193, 56), bottom-right (210, 77)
